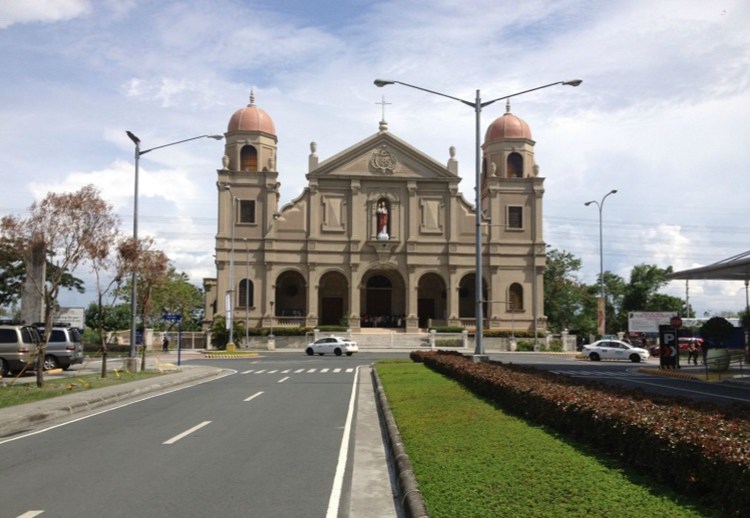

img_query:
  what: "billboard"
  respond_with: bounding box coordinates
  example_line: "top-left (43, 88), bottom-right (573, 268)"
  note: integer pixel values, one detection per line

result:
top-left (56, 307), bottom-right (85, 329)
top-left (628, 311), bottom-right (677, 334)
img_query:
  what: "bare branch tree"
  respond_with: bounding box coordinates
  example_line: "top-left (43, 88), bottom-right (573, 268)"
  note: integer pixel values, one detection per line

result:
top-left (0, 185), bottom-right (119, 387)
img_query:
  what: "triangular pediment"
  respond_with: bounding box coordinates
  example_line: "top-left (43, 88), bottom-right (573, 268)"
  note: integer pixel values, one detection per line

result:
top-left (308, 131), bottom-right (457, 181)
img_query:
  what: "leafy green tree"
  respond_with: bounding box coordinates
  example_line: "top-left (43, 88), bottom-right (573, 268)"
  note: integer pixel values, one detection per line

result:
top-left (150, 266), bottom-right (204, 331)
top-left (209, 315), bottom-right (245, 350)
top-left (543, 249), bottom-right (594, 334)
top-left (0, 239), bottom-right (85, 310)
top-left (700, 316), bottom-right (735, 347)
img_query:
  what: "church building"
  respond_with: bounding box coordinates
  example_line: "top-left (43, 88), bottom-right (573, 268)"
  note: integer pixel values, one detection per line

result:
top-left (203, 92), bottom-right (547, 336)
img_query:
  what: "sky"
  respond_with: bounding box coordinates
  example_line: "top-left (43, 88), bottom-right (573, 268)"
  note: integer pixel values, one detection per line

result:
top-left (1, 0), bottom-right (748, 318)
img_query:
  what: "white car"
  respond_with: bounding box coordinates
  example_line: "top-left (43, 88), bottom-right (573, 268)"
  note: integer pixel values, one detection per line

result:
top-left (305, 336), bottom-right (359, 356)
top-left (582, 339), bottom-right (650, 363)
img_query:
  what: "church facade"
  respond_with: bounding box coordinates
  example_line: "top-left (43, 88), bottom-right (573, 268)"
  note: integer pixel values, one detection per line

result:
top-left (203, 93), bottom-right (547, 335)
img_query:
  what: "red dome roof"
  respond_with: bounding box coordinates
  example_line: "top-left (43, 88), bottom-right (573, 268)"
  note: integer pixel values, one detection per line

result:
top-left (484, 111), bottom-right (532, 142)
top-left (227, 92), bottom-right (276, 135)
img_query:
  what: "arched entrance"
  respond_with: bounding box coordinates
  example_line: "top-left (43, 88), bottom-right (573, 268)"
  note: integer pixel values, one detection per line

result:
top-left (319, 271), bottom-right (349, 326)
top-left (417, 273), bottom-right (447, 328)
top-left (361, 269), bottom-right (405, 328)
top-left (274, 271), bottom-right (306, 317)
top-left (458, 273), bottom-right (488, 321)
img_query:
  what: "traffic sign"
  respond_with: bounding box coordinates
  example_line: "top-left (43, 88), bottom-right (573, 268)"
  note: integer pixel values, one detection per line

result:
top-left (163, 314), bottom-right (182, 322)
top-left (670, 316), bottom-right (682, 328)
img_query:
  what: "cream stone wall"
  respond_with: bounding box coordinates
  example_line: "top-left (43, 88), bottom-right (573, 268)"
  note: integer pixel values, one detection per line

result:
top-left (204, 100), bottom-right (546, 336)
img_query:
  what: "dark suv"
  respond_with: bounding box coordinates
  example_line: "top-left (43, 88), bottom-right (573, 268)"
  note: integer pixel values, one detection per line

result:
top-left (0, 323), bottom-right (41, 376)
top-left (36, 324), bottom-right (85, 371)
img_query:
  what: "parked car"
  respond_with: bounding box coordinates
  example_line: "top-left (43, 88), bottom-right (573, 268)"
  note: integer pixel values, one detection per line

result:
top-left (582, 339), bottom-right (650, 363)
top-left (0, 323), bottom-right (41, 376)
top-left (305, 336), bottom-right (359, 356)
top-left (36, 324), bottom-right (84, 370)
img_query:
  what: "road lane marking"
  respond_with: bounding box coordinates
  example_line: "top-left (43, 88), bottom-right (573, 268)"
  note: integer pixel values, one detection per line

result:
top-left (307, 368), bottom-right (316, 373)
top-left (255, 369), bottom-right (266, 373)
top-left (346, 368), bottom-right (354, 373)
top-left (333, 368), bottom-right (341, 373)
top-left (326, 365), bottom-right (360, 518)
top-left (163, 421), bottom-right (212, 445)
top-left (321, 368), bottom-right (330, 373)
top-left (17, 512), bottom-right (44, 518)
top-left (244, 391), bottom-right (264, 402)
top-left (268, 369), bottom-right (278, 373)
top-left (0, 369), bottom-right (236, 446)
top-left (294, 368), bottom-right (305, 373)
top-left (241, 369), bottom-right (255, 374)
top-left (282, 369), bottom-right (291, 373)
top-left (278, 377), bottom-right (290, 383)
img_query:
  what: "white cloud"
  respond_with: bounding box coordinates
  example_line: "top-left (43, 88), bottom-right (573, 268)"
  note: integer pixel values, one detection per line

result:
top-left (0, 0), bottom-right (90, 28)
top-left (1, 0), bottom-right (749, 316)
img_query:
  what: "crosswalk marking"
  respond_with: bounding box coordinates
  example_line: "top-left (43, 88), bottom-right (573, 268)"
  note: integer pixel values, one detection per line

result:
top-left (551, 370), bottom-right (646, 378)
top-left (240, 367), bottom-right (358, 376)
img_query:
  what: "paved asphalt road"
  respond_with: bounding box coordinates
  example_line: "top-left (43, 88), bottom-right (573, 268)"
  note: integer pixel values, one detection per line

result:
top-left (0, 352), bottom-right (403, 518)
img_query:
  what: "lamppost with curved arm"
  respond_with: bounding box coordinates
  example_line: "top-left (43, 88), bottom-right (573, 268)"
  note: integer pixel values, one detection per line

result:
top-left (374, 78), bottom-right (582, 358)
top-left (125, 131), bottom-right (223, 368)
top-left (585, 189), bottom-right (618, 337)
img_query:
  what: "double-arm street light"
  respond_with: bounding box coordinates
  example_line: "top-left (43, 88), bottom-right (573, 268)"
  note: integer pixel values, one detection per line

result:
top-left (125, 131), bottom-right (223, 367)
top-left (374, 78), bottom-right (582, 358)
top-left (585, 189), bottom-right (618, 337)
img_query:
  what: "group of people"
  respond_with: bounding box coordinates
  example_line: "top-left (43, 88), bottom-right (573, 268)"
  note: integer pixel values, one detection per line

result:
top-left (360, 314), bottom-right (405, 328)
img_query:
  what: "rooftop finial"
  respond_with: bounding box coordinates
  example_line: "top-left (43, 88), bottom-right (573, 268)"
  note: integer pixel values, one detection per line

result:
top-left (376, 95), bottom-right (391, 132)
top-left (506, 99), bottom-right (511, 113)
top-left (249, 88), bottom-right (255, 106)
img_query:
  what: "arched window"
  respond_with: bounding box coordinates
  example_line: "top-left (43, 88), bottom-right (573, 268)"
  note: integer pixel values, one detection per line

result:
top-left (509, 283), bottom-right (523, 311)
top-left (507, 152), bottom-right (523, 178)
top-left (240, 145), bottom-right (258, 172)
top-left (239, 279), bottom-right (254, 308)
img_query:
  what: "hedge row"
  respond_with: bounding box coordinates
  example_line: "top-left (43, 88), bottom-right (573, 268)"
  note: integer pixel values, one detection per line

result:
top-left (410, 350), bottom-right (750, 517)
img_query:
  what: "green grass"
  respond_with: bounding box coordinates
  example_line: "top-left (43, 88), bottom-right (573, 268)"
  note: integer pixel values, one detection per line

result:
top-left (0, 371), bottom-right (165, 408)
top-left (376, 361), bottom-right (721, 518)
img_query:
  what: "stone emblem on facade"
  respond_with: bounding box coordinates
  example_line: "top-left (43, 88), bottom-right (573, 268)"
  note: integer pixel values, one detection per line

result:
top-left (369, 145), bottom-right (398, 175)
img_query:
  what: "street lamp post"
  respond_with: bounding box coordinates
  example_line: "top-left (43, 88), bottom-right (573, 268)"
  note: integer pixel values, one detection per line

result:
top-left (374, 78), bottom-right (582, 359)
top-left (585, 189), bottom-right (618, 338)
top-left (223, 185), bottom-right (237, 349)
top-left (125, 131), bottom-right (223, 369)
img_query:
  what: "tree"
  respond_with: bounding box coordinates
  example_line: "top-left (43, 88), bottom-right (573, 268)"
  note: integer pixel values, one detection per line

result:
top-left (0, 239), bottom-right (85, 310)
top-left (543, 249), bottom-right (595, 334)
top-left (150, 266), bottom-right (204, 331)
top-left (700, 316), bottom-right (735, 347)
top-left (117, 237), bottom-right (169, 370)
top-left (1, 185), bottom-right (118, 387)
top-left (210, 315), bottom-right (245, 350)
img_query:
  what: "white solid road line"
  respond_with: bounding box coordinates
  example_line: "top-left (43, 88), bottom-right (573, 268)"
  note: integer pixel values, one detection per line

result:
top-left (17, 512), bottom-right (44, 518)
top-left (325, 365), bottom-right (360, 518)
top-left (244, 391), bottom-right (264, 402)
top-left (163, 421), bottom-right (212, 445)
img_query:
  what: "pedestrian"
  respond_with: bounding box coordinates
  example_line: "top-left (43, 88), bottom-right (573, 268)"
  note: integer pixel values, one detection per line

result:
top-left (700, 338), bottom-right (709, 365)
top-left (162, 335), bottom-right (169, 352)
top-left (687, 340), bottom-right (699, 365)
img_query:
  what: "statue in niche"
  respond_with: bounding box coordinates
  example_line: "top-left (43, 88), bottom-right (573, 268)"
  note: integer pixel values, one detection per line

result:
top-left (376, 201), bottom-right (389, 241)
top-left (222, 155), bottom-right (230, 169)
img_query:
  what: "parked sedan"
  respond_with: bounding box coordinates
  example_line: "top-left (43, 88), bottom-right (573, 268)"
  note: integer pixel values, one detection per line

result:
top-left (582, 339), bottom-right (650, 363)
top-left (305, 336), bottom-right (359, 356)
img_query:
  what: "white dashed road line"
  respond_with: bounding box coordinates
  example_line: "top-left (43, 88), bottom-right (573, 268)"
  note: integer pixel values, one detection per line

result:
top-left (244, 391), bottom-right (264, 402)
top-left (163, 421), bottom-right (212, 445)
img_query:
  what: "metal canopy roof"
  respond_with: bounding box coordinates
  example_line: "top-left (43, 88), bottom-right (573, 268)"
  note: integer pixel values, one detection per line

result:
top-left (666, 250), bottom-right (750, 282)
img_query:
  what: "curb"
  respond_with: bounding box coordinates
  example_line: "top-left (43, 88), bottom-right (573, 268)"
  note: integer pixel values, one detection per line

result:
top-left (201, 353), bottom-right (260, 359)
top-left (638, 367), bottom-right (700, 380)
top-left (371, 368), bottom-right (429, 518)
